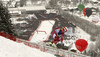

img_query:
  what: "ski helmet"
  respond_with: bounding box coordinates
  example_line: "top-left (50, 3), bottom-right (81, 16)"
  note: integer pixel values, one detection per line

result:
top-left (63, 27), bottom-right (68, 32)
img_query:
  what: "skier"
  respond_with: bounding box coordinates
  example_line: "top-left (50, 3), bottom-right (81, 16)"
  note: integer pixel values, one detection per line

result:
top-left (49, 27), bottom-right (68, 48)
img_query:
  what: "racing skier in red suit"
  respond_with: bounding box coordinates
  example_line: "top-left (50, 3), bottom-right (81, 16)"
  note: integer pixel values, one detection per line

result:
top-left (50, 27), bottom-right (68, 48)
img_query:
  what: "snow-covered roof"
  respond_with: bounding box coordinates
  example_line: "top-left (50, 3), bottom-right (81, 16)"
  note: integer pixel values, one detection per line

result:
top-left (46, 9), bottom-right (56, 14)
top-left (91, 0), bottom-right (98, 2)
top-left (8, 6), bottom-right (46, 11)
top-left (9, 11), bottom-right (21, 14)
top-left (68, 7), bottom-right (78, 9)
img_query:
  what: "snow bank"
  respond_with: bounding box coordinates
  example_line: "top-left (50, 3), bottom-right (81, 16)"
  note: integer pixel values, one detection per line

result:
top-left (0, 36), bottom-right (56, 57)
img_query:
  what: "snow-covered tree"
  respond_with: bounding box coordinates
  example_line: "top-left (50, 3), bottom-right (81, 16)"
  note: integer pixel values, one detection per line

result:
top-left (20, 0), bottom-right (27, 7)
top-left (95, 37), bottom-right (100, 57)
top-left (0, 2), bottom-right (16, 36)
top-left (86, 43), bottom-right (97, 57)
top-left (49, 0), bottom-right (57, 8)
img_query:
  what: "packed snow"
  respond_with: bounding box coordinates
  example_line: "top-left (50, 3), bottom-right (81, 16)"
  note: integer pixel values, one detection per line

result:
top-left (29, 20), bottom-right (55, 43)
top-left (0, 36), bottom-right (56, 57)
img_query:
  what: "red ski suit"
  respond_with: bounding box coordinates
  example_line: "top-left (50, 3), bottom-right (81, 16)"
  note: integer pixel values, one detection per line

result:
top-left (51, 28), bottom-right (64, 44)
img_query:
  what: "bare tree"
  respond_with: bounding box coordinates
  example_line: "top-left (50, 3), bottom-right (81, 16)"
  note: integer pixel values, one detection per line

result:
top-left (95, 37), bottom-right (100, 57)
top-left (87, 43), bottom-right (97, 57)
top-left (49, 0), bottom-right (57, 8)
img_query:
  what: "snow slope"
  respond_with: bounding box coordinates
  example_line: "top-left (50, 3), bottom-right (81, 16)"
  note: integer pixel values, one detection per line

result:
top-left (29, 20), bottom-right (55, 43)
top-left (0, 36), bottom-right (56, 57)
